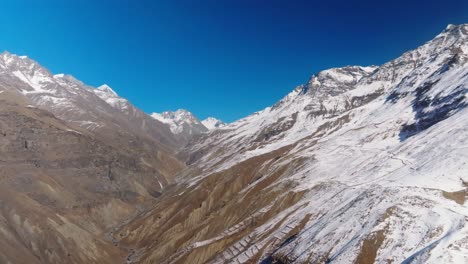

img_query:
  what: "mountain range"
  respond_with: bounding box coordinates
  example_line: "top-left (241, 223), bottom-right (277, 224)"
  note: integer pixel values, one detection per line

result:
top-left (0, 24), bottom-right (467, 264)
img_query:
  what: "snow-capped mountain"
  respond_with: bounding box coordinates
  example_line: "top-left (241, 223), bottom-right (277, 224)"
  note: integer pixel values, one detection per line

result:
top-left (93, 83), bottom-right (131, 112)
top-left (151, 109), bottom-right (206, 134)
top-left (115, 24), bottom-right (468, 264)
top-left (151, 109), bottom-right (210, 143)
top-left (0, 54), bottom-right (187, 263)
top-left (151, 110), bottom-right (227, 139)
top-left (202, 117), bottom-right (226, 130)
top-left (0, 52), bottom-right (182, 148)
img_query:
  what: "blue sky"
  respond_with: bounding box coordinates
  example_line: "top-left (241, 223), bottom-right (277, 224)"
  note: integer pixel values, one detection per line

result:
top-left (0, 0), bottom-right (467, 122)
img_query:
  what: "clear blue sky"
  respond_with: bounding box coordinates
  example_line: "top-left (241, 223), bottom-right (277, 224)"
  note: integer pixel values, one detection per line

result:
top-left (1, 0), bottom-right (467, 122)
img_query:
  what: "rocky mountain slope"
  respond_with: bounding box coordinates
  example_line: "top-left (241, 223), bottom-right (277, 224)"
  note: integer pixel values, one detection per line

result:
top-left (113, 24), bottom-right (468, 264)
top-left (0, 52), bottom-right (186, 150)
top-left (0, 54), bottom-right (185, 263)
top-left (0, 91), bottom-right (140, 263)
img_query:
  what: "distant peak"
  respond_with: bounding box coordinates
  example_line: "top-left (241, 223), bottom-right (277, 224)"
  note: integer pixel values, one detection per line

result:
top-left (54, 73), bottom-right (65, 78)
top-left (444, 23), bottom-right (468, 30)
top-left (202, 117), bottom-right (226, 130)
top-left (174, 109), bottom-right (191, 114)
top-left (97, 84), bottom-right (118, 96)
top-left (155, 109), bottom-right (197, 121)
top-left (0, 52), bottom-right (53, 78)
top-left (0, 51), bottom-right (13, 58)
top-left (446, 24), bottom-right (456, 30)
top-left (439, 23), bottom-right (468, 38)
top-left (151, 109), bottom-right (208, 135)
top-left (0, 51), bottom-right (30, 61)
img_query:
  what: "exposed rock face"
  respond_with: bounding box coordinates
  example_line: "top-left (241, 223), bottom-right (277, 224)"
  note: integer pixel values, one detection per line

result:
top-left (114, 24), bottom-right (468, 264)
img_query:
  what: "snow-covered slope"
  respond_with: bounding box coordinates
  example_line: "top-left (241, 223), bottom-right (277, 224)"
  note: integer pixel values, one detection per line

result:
top-left (202, 117), bottom-right (226, 130)
top-left (117, 24), bottom-right (468, 264)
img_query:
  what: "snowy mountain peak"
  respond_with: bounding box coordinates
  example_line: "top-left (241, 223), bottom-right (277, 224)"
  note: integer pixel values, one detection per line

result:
top-left (432, 24), bottom-right (468, 48)
top-left (153, 109), bottom-right (198, 124)
top-left (202, 117), bottom-right (227, 130)
top-left (0, 51), bottom-right (50, 75)
top-left (97, 84), bottom-right (118, 97)
top-left (305, 65), bottom-right (378, 93)
top-left (151, 109), bottom-right (208, 135)
top-left (152, 109), bottom-right (187, 123)
top-left (1, 51), bottom-right (38, 68)
top-left (271, 65), bottom-right (379, 113)
top-left (0, 51), bottom-right (16, 62)
top-left (429, 24), bottom-right (468, 48)
top-left (0, 52), bottom-right (60, 95)
top-left (443, 23), bottom-right (467, 33)
top-left (92, 84), bottom-right (130, 112)
top-left (446, 24), bottom-right (457, 30)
